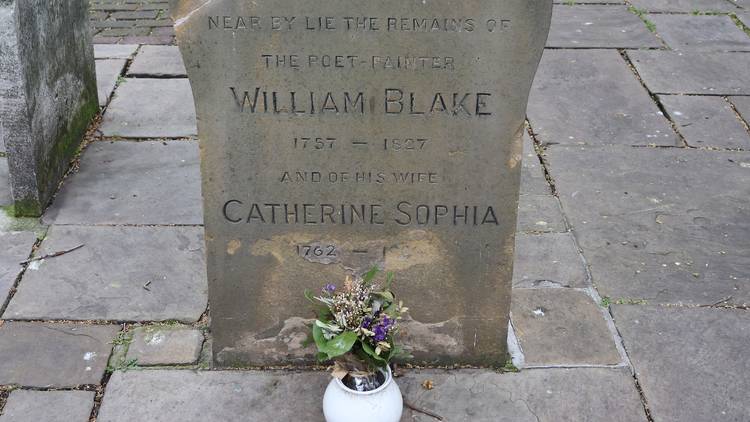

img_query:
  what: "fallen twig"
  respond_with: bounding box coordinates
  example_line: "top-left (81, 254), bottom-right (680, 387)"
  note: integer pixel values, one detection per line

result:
top-left (20, 244), bottom-right (85, 265)
top-left (701, 296), bottom-right (732, 307)
top-left (404, 400), bottom-right (444, 421)
top-left (143, 281), bottom-right (152, 291)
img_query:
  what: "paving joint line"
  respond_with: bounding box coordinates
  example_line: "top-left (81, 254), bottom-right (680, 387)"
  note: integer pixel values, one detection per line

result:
top-left (0, 238), bottom-right (42, 319)
top-left (618, 48), bottom-right (690, 147)
top-left (725, 96), bottom-right (750, 137)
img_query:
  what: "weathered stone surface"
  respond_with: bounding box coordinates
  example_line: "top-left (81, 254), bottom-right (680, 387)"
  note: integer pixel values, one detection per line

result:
top-left (546, 146), bottom-right (750, 305)
top-left (513, 233), bottom-right (587, 288)
top-left (517, 195), bottom-right (566, 233)
top-left (613, 305), bottom-right (750, 422)
top-left (547, 5), bottom-right (661, 48)
top-left (0, 390), bottom-right (95, 422)
top-left (628, 51), bottom-right (750, 95)
top-left (521, 133), bottom-right (551, 195)
top-left (96, 59), bottom-right (127, 106)
top-left (0, 322), bottom-right (118, 387)
top-left (659, 95), bottom-right (750, 149)
top-left (98, 368), bottom-right (646, 421)
top-left (127, 326), bottom-right (204, 365)
top-left (528, 49), bottom-right (678, 146)
top-left (99, 78), bottom-right (197, 138)
top-left (511, 288), bottom-right (619, 365)
top-left (127, 45), bottom-right (187, 77)
top-left (94, 44), bottom-right (139, 59)
top-left (628, 0), bottom-right (740, 12)
top-left (0, 231), bottom-right (36, 306)
top-left (5, 225), bottom-right (207, 322)
top-left (44, 141), bottom-right (202, 225)
top-left (730, 96), bottom-right (750, 123)
top-left (172, 0), bottom-right (552, 366)
top-left (650, 14), bottom-right (750, 52)
top-left (0, 158), bottom-right (10, 204)
top-left (0, 0), bottom-right (98, 216)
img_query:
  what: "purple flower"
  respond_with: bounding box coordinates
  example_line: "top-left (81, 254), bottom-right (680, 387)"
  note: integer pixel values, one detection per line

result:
top-left (323, 284), bottom-right (336, 294)
top-left (361, 316), bottom-right (372, 329)
top-left (373, 324), bottom-right (388, 342)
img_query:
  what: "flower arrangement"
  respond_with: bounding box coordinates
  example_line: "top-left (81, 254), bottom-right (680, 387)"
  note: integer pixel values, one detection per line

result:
top-left (306, 267), bottom-right (410, 391)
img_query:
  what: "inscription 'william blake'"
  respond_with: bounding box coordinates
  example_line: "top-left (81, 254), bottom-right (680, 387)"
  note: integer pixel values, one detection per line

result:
top-left (230, 88), bottom-right (493, 116)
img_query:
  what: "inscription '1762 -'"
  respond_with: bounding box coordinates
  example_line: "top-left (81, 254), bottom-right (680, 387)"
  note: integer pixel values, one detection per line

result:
top-left (172, 0), bottom-right (551, 367)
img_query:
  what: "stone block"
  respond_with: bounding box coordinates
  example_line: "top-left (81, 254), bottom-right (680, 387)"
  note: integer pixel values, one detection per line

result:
top-left (546, 145), bottom-right (750, 305)
top-left (628, 50), bottom-right (750, 95)
top-left (517, 194), bottom-right (566, 233)
top-left (613, 305), bottom-right (750, 422)
top-left (547, 5), bottom-right (662, 48)
top-left (44, 141), bottom-right (202, 225)
top-left (650, 14), bottom-right (750, 52)
top-left (97, 368), bottom-right (647, 421)
top-left (659, 95), bottom-right (750, 149)
top-left (94, 44), bottom-right (139, 59)
top-left (0, 231), bottom-right (36, 307)
top-left (511, 288), bottom-right (620, 365)
top-left (126, 326), bottom-right (204, 365)
top-left (172, 0), bottom-right (552, 366)
top-left (0, 0), bottom-right (99, 216)
top-left (5, 225), bottom-right (208, 322)
top-left (0, 322), bottom-right (118, 387)
top-left (0, 390), bottom-right (95, 422)
top-left (127, 45), bottom-right (186, 77)
top-left (100, 78), bottom-right (197, 138)
top-left (528, 49), bottom-right (678, 146)
top-left (513, 233), bottom-right (588, 288)
top-left (96, 59), bottom-right (127, 106)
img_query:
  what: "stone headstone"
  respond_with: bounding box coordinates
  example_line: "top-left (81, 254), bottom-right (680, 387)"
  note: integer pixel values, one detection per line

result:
top-left (0, 0), bottom-right (98, 216)
top-left (172, 0), bottom-right (551, 366)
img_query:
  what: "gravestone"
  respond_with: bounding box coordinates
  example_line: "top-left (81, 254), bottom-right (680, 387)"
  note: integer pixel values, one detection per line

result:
top-left (0, 0), bottom-right (98, 216)
top-left (172, 0), bottom-right (552, 367)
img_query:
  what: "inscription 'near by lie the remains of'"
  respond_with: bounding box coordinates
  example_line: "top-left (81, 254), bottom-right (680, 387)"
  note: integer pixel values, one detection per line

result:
top-left (208, 16), bottom-right (511, 33)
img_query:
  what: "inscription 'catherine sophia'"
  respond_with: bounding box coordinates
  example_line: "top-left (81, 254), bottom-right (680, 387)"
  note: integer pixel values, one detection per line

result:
top-left (230, 87), bottom-right (493, 116)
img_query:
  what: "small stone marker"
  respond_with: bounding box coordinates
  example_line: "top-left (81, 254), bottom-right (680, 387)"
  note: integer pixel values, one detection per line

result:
top-left (0, 0), bottom-right (98, 216)
top-left (172, 0), bottom-right (552, 366)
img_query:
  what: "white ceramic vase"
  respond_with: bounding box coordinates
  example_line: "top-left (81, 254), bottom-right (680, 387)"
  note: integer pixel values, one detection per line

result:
top-left (322, 366), bottom-right (403, 422)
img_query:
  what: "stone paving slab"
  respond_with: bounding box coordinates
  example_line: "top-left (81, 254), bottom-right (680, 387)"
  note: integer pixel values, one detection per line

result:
top-left (98, 368), bottom-right (647, 421)
top-left (730, 96), bottom-right (750, 123)
top-left (628, 51), bottom-right (750, 95)
top-left (627, 0), bottom-right (741, 12)
top-left (650, 14), bottom-right (750, 52)
top-left (5, 225), bottom-right (207, 322)
top-left (126, 326), bottom-right (204, 365)
top-left (613, 305), bottom-right (750, 422)
top-left (0, 231), bottom-right (36, 307)
top-left (0, 390), bottom-right (95, 422)
top-left (94, 44), bottom-right (139, 59)
top-left (546, 146), bottom-right (750, 305)
top-left (528, 49), bottom-right (678, 146)
top-left (512, 288), bottom-right (620, 365)
top-left (517, 194), bottom-right (566, 233)
top-left (99, 78), bottom-right (197, 138)
top-left (44, 141), bottom-right (202, 225)
top-left (127, 45), bottom-right (186, 77)
top-left (659, 95), bottom-right (750, 149)
top-left (0, 322), bottom-right (118, 387)
top-left (0, 158), bottom-right (9, 204)
top-left (96, 59), bottom-right (127, 106)
top-left (547, 5), bottom-right (662, 49)
top-left (521, 133), bottom-right (551, 195)
top-left (513, 233), bottom-right (588, 288)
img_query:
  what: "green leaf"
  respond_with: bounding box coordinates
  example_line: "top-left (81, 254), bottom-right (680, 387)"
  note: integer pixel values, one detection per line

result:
top-left (374, 291), bottom-right (394, 303)
top-left (362, 266), bottom-right (379, 284)
top-left (361, 341), bottom-right (387, 363)
top-left (316, 352), bottom-right (329, 362)
top-left (385, 272), bottom-right (395, 290)
top-left (322, 331), bottom-right (357, 358)
top-left (312, 324), bottom-right (328, 351)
